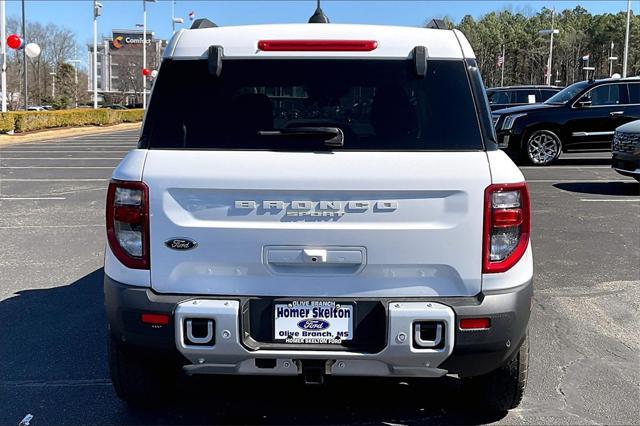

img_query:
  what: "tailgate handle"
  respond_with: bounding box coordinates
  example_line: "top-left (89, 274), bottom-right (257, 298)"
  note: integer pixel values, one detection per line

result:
top-left (266, 248), bottom-right (364, 266)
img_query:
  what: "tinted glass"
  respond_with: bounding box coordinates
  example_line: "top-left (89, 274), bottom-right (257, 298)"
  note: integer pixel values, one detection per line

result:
top-left (488, 90), bottom-right (510, 105)
top-left (514, 90), bottom-right (536, 104)
top-left (627, 83), bottom-right (640, 103)
top-left (545, 81), bottom-right (589, 104)
top-left (539, 89), bottom-right (560, 101)
top-left (143, 59), bottom-right (483, 150)
top-left (586, 84), bottom-right (621, 106)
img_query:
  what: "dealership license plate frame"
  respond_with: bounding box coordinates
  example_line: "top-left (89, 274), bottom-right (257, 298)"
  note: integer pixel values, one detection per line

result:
top-left (273, 301), bottom-right (355, 344)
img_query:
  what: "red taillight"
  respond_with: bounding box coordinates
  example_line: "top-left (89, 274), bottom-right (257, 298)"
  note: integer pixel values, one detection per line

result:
top-left (257, 40), bottom-right (378, 52)
top-left (483, 182), bottom-right (530, 273)
top-left (460, 318), bottom-right (491, 330)
top-left (106, 180), bottom-right (150, 270)
top-left (141, 313), bottom-right (169, 325)
top-left (492, 209), bottom-right (524, 228)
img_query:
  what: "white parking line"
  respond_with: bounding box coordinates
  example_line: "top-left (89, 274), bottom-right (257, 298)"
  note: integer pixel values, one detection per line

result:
top-left (579, 198), bottom-right (639, 202)
top-left (527, 179), bottom-right (635, 183)
top-left (0, 224), bottom-right (102, 229)
top-left (0, 197), bottom-right (66, 200)
top-left (0, 150), bottom-right (130, 153)
top-left (0, 178), bottom-right (107, 181)
top-left (0, 166), bottom-right (114, 169)
top-left (520, 166), bottom-right (611, 169)
top-left (14, 144), bottom-right (136, 147)
top-left (0, 157), bottom-right (123, 160)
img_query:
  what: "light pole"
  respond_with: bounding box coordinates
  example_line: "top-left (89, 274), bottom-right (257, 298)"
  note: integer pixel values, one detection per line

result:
top-left (21, 0), bottom-right (27, 110)
top-left (50, 71), bottom-right (56, 97)
top-left (538, 10), bottom-right (559, 86)
top-left (0, 0), bottom-right (6, 112)
top-left (68, 59), bottom-right (80, 108)
top-left (609, 41), bottom-right (618, 77)
top-left (93, 1), bottom-right (102, 109)
top-left (142, 0), bottom-right (156, 109)
top-left (172, 0), bottom-right (184, 32)
top-left (623, 0), bottom-right (631, 77)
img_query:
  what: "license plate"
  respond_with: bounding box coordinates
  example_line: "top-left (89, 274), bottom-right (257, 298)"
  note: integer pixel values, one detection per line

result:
top-left (274, 301), bottom-right (354, 344)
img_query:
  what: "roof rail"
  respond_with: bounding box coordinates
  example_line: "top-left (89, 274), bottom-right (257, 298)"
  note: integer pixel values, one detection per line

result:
top-left (190, 18), bottom-right (217, 30)
top-left (426, 19), bottom-right (448, 30)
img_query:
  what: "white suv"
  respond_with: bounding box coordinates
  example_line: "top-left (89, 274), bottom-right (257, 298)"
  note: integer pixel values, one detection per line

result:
top-left (104, 20), bottom-right (533, 411)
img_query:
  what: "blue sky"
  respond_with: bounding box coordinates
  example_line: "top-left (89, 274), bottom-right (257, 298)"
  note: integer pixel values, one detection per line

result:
top-left (5, 0), bottom-right (637, 68)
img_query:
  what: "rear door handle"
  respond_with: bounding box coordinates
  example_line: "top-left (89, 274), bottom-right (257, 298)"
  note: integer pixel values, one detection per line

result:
top-left (610, 111), bottom-right (624, 117)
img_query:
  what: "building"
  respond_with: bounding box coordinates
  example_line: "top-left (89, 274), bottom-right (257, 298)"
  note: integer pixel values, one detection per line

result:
top-left (88, 29), bottom-right (167, 105)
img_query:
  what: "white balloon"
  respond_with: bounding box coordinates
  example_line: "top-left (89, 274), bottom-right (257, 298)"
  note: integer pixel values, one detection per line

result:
top-left (25, 43), bottom-right (41, 58)
top-left (150, 70), bottom-right (158, 78)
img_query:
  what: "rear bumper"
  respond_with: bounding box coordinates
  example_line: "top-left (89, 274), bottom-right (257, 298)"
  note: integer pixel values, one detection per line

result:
top-left (104, 275), bottom-right (532, 378)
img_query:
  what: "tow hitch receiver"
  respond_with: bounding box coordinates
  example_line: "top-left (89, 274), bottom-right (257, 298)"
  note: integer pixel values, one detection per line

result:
top-left (298, 360), bottom-right (331, 385)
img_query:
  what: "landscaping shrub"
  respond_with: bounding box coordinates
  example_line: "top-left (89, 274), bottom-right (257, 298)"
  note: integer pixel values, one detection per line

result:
top-left (0, 108), bottom-right (144, 134)
top-left (0, 113), bottom-right (15, 133)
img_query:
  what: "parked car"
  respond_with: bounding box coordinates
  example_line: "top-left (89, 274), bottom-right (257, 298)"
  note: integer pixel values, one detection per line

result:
top-left (104, 19), bottom-right (532, 412)
top-left (103, 104), bottom-right (128, 110)
top-left (612, 119), bottom-right (640, 181)
top-left (26, 106), bottom-right (45, 111)
top-left (493, 77), bottom-right (640, 165)
top-left (487, 85), bottom-right (562, 111)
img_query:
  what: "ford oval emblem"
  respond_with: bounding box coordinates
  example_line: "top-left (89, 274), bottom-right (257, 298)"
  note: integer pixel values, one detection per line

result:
top-left (297, 319), bottom-right (330, 330)
top-left (164, 238), bottom-right (198, 251)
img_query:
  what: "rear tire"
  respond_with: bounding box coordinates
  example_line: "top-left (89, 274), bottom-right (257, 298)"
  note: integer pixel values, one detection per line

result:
top-left (462, 334), bottom-right (529, 412)
top-left (109, 335), bottom-right (177, 406)
top-left (524, 129), bottom-right (562, 166)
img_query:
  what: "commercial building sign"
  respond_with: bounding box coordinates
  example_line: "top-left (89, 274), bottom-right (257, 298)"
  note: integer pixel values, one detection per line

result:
top-left (112, 32), bottom-right (153, 49)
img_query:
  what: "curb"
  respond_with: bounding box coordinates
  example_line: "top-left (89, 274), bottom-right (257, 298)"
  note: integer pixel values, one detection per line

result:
top-left (0, 122), bottom-right (141, 146)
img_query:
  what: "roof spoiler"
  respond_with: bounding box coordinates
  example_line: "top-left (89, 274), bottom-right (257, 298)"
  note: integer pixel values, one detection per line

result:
top-left (208, 45), bottom-right (223, 77)
top-left (191, 18), bottom-right (217, 29)
top-left (426, 19), bottom-right (448, 30)
top-left (413, 46), bottom-right (428, 78)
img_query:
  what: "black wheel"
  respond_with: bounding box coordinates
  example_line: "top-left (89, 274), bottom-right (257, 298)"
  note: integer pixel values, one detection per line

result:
top-left (109, 335), bottom-right (177, 406)
top-left (462, 334), bottom-right (529, 412)
top-left (524, 129), bottom-right (562, 166)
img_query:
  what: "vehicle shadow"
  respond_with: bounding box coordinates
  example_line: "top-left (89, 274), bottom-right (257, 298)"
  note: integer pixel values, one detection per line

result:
top-left (0, 268), bottom-right (506, 425)
top-left (553, 181), bottom-right (639, 196)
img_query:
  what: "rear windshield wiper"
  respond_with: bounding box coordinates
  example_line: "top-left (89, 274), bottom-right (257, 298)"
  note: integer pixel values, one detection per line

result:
top-left (257, 127), bottom-right (344, 147)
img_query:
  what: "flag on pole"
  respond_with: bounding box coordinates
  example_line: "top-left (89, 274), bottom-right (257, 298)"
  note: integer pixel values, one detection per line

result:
top-left (497, 54), bottom-right (504, 67)
top-left (188, 11), bottom-right (196, 21)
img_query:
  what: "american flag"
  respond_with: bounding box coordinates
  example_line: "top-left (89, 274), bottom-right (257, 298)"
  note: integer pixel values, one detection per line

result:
top-left (497, 55), bottom-right (505, 67)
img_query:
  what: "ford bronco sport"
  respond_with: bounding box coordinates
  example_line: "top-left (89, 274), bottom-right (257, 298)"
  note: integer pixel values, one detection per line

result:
top-left (104, 19), bottom-right (533, 412)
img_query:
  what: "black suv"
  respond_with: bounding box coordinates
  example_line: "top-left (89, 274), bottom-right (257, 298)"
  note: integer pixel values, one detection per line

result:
top-left (494, 78), bottom-right (640, 165)
top-left (487, 85), bottom-right (562, 111)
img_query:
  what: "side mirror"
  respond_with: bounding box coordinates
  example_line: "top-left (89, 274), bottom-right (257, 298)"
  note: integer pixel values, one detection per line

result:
top-left (576, 98), bottom-right (592, 108)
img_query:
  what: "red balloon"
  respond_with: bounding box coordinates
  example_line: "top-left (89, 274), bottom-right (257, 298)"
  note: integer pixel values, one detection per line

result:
top-left (141, 68), bottom-right (151, 76)
top-left (7, 34), bottom-right (23, 50)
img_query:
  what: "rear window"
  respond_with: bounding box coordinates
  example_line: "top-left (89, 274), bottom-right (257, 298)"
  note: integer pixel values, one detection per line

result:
top-left (539, 89), bottom-right (559, 101)
top-left (487, 90), bottom-right (510, 105)
top-left (142, 59), bottom-right (483, 150)
top-left (514, 90), bottom-right (536, 104)
top-left (627, 83), bottom-right (640, 103)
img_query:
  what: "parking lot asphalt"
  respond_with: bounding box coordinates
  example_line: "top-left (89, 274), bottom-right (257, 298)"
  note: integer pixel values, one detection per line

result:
top-left (0, 129), bottom-right (638, 425)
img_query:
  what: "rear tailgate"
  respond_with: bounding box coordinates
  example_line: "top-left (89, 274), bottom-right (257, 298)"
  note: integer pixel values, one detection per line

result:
top-left (143, 150), bottom-right (490, 297)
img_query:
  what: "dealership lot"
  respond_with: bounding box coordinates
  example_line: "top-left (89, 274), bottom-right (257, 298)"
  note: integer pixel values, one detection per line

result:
top-left (0, 129), bottom-right (638, 425)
